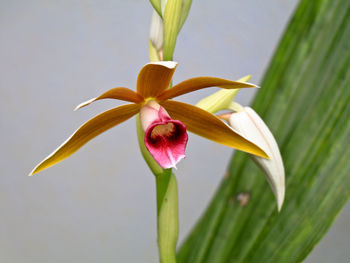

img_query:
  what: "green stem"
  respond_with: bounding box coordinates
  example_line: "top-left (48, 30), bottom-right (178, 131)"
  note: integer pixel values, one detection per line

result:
top-left (140, 1), bottom-right (191, 259)
top-left (156, 172), bottom-right (179, 263)
top-left (136, 115), bottom-right (178, 262)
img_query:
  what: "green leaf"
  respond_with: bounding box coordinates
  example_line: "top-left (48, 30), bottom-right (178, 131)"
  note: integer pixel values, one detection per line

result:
top-left (150, 0), bottom-right (162, 17)
top-left (178, 0), bottom-right (192, 33)
top-left (177, 0), bottom-right (350, 262)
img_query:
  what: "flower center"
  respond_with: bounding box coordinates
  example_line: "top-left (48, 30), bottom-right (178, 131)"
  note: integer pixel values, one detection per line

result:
top-left (150, 123), bottom-right (175, 140)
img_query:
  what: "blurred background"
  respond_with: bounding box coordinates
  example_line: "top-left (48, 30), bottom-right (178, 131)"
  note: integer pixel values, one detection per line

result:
top-left (1, 0), bottom-right (348, 262)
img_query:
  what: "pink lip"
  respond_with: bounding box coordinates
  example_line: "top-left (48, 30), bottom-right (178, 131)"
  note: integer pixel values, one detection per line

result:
top-left (141, 104), bottom-right (188, 169)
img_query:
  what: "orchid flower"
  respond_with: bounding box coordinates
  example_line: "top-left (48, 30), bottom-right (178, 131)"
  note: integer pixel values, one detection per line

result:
top-left (29, 61), bottom-right (267, 176)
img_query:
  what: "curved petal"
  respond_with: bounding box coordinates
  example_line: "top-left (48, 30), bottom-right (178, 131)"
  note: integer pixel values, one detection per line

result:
top-left (137, 61), bottom-right (177, 98)
top-left (160, 100), bottom-right (268, 158)
top-left (74, 87), bottom-right (144, 110)
top-left (29, 103), bottom-right (141, 176)
top-left (229, 107), bottom-right (285, 211)
top-left (157, 77), bottom-right (257, 101)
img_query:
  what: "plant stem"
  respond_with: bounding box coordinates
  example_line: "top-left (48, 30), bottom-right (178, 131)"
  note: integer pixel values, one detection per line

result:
top-left (141, 2), bottom-right (189, 260)
top-left (156, 172), bottom-right (179, 263)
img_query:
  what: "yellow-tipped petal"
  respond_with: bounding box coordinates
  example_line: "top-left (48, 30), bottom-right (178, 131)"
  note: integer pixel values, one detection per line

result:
top-left (160, 100), bottom-right (268, 158)
top-left (196, 75), bottom-right (252, 113)
top-left (137, 61), bottom-right (177, 98)
top-left (29, 103), bottom-right (141, 176)
top-left (74, 87), bottom-right (144, 111)
top-left (157, 77), bottom-right (257, 101)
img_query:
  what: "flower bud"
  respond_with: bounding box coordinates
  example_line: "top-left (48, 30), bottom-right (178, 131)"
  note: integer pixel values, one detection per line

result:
top-left (140, 101), bottom-right (188, 169)
top-left (228, 107), bottom-right (285, 211)
top-left (149, 10), bottom-right (164, 51)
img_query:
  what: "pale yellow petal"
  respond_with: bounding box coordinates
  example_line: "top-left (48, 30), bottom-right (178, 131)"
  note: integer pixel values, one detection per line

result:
top-left (157, 77), bottom-right (257, 101)
top-left (137, 61), bottom-right (177, 98)
top-left (160, 100), bottom-right (268, 158)
top-left (29, 104), bottom-right (141, 176)
top-left (74, 87), bottom-right (144, 110)
top-left (196, 75), bottom-right (252, 113)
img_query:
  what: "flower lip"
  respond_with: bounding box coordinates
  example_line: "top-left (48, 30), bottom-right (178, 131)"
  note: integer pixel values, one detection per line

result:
top-left (145, 118), bottom-right (188, 169)
top-left (141, 103), bottom-right (188, 169)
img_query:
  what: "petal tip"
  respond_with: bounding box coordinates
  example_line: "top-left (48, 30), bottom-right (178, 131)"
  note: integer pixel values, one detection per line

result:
top-left (74, 98), bottom-right (96, 111)
top-left (261, 151), bottom-right (270, 159)
top-left (277, 190), bottom-right (285, 212)
top-left (239, 81), bottom-right (259, 88)
top-left (28, 167), bottom-right (37, 176)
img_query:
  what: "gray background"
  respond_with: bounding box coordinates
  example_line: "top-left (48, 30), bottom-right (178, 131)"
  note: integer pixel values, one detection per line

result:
top-left (1, 0), bottom-right (348, 262)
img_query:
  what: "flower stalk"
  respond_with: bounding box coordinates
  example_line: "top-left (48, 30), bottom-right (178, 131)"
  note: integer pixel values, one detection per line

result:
top-left (147, 3), bottom-right (182, 261)
top-left (147, 4), bottom-right (178, 261)
top-left (156, 172), bottom-right (179, 263)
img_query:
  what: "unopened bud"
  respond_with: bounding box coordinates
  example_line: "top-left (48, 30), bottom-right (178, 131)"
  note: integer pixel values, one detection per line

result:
top-left (149, 10), bottom-right (164, 51)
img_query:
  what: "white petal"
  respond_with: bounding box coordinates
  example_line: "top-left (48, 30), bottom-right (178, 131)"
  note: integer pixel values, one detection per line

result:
top-left (229, 107), bottom-right (285, 211)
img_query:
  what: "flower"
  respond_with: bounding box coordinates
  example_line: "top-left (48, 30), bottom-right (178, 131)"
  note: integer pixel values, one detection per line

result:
top-left (140, 100), bottom-right (188, 169)
top-left (29, 61), bottom-right (267, 176)
top-left (226, 107), bottom-right (285, 211)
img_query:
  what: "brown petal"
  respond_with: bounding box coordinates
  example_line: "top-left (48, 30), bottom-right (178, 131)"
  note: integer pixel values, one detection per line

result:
top-left (74, 87), bottom-right (144, 110)
top-left (29, 103), bottom-right (141, 176)
top-left (137, 61), bottom-right (177, 98)
top-left (160, 100), bottom-right (267, 158)
top-left (157, 77), bottom-right (257, 100)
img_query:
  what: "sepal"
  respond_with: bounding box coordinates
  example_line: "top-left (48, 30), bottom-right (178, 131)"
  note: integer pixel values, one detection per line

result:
top-left (228, 107), bottom-right (285, 211)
